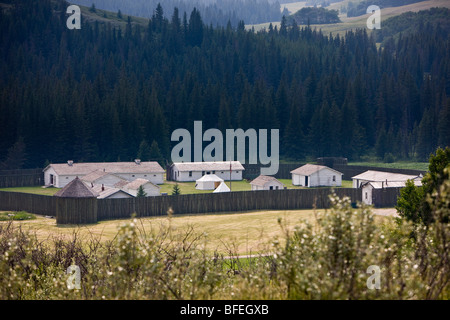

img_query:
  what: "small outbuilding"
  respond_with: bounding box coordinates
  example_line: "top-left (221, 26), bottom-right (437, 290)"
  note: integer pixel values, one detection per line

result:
top-left (195, 174), bottom-right (224, 190)
top-left (250, 175), bottom-right (285, 191)
top-left (290, 164), bottom-right (343, 187)
top-left (53, 177), bottom-right (98, 224)
top-left (361, 179), bottom-right (422, 206)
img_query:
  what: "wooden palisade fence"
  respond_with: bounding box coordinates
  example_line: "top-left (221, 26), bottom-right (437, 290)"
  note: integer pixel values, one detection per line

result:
top-left (0, 188), bottom-right (368, 224)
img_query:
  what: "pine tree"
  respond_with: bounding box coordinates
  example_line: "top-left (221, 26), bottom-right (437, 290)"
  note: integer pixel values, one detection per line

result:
top-left (171, 183), bottom-right (181, 195)
top-left (137, 140), bottom-right (151, 161)
top-left (136, 185), bottom-right (147, 197)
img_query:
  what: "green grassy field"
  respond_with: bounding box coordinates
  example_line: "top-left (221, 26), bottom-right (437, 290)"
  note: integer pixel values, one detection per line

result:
top-left (1, 208), bottom-right (391, 255)
top-left (253, 0), bottom-right (450, 37)
top-left (348, 161), bottom-right (429, 171)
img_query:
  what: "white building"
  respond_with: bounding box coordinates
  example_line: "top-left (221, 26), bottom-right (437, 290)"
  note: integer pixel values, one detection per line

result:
top-left (170, 161), bottom-right (244, 182)
top-left (43, 160), bottom-right (165, 188)
top-left (361, 180), bottom-right (422, 205)
top-left (352, 170), bottom-right (422, 189)
top-left (195, 174), bottom-right (224, 190)
top-left (291, 164), bottom-right (343, 187)
top-left (250, 175), bottom-right (285, 191)
top-left (119, 178), bottom-right (161, 197)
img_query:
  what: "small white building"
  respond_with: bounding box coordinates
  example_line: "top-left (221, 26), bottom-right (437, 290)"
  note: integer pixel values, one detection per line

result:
top-left (195, 174), bottom-right (224, 190)
top-left (250, 175), bottom-right (285, 191)
top-left (291, 164), bottom-right (343, 187)
top-left (170, 161), bottom-right (244, 182)
top-left (361, 180), bottom-right (422, 205)
top-left (352, 170), bottom-right (422, 188)
top-left (120, 178), bottom-right (161, 197)
top-left (43, 160), bottom-right (165, 188)
top-left (213, 182), bottom-right (231, 193)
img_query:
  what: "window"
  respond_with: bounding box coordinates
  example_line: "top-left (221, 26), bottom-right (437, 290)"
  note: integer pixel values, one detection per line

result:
top-left (144, 175), bottom-right (147, 177)
top-left (236, 171), bottom-right (238, 173)
top-left (365, 192), bottom-right (368, 200)
top-left (207, 171), bottom-right (211, 175)
top-left (212, 171), bottom-right (215, 174)
top-left (153, 175), bottom-right (156, 177)
top-left (332, 175), bottom-right (336, 182)
top-left (202, 171), bottom-right (205, 175)
top-left (189, 171), bottom-right (192, 177)
top-left (66, 177), bottom-right (69, 179)
top-left (269, 186), bottom-right (273, 190)
top-left (276, 186), bottom-right (279, 190)
top-left (132, 175), bottom-right (135, 177)
top-left (221, 171), bottom-right (224, 174)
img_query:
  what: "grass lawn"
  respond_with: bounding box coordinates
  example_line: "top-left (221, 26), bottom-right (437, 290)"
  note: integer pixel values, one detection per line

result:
top-left (0, 186), bottom-right (61, 196)
top-left (1, 208), bottom-right (391, 255)
top-left (348, 161), bottom-right (429, 171)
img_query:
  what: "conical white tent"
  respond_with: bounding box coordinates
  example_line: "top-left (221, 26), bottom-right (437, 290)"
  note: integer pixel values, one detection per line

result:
top-left (195, 174), bottom-right (224, 190)
top-left (213, 181), bottom-right (230, 193)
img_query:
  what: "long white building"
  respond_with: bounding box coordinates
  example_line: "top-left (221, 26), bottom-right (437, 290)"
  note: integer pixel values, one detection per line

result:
top-left (169, 161), bottom-right (244, 182)
top-left (43, 160), bottom-right (165, 188)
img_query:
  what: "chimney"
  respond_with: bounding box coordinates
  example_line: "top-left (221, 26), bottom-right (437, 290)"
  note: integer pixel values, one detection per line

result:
top-left (67, 160), bottom-right (74, 166)
top-left (135, 159), bottom-right (141, 165)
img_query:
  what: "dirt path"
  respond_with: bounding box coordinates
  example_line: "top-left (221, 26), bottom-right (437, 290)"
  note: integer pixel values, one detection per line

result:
top-left (373, 208), bottom-right (399, 217)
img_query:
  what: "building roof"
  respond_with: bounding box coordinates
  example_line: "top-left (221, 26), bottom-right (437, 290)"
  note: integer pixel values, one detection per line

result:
top-left (362, 179), bottom-right (422, 189)
top-left (44, 161), bottom-right (165, 175)
top-left (250, 175), bottom-right (284, 187)
top-left (122, 178), bottom-right (160, 190)
top-left (352, 170), bottom-right (421, 182)
top-left (213, 182), bottom-right (231, 193)
top-left (196, 174), bottom-right (224, 182)
top-left (290, 164), bottom-right (342, 176)
top-left (54, 177), bottom-right (98, 198)
top-left (172, 161), bottom-right (245, 172)
top-left (80, 170), bottom-right (126, 184)
top-left (91, 185), bottom-right (133, 199)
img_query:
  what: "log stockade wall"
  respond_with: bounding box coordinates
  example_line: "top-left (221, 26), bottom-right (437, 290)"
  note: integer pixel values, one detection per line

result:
top-left (372, 187), bottom-right (403, 208)
top-left (0, 169), bottom-right (43, 188)
top-left (0, 188), bottom-right (364, 224)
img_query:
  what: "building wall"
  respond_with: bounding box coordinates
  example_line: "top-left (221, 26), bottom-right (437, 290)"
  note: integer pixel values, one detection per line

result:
top-left (362, 185), bottom-right (373, 205)
top-left (292, 170), bottom-right (342, 187)
top-left (251, 180), bottom-right (284, 191)
top-left (309, 169), bottom-right (342, 187)
top-left (126, 183), bottom-right (160, 197)
top-left (292, 174), bottom-right (305, 186)
top-left (173, 169), bottom-right (242, 182)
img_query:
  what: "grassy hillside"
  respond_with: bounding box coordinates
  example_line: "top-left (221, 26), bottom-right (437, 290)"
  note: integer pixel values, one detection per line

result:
top-left (253, 0), bottom-right (450, 37)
